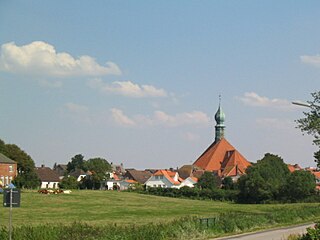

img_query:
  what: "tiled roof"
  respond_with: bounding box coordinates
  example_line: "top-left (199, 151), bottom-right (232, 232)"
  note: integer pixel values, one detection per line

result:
top-left (0, 153), bottom-right (16, 164)
top-left (124, 169), bottom-right (152, 184)
top-left (287, 164), bottom-right (302, 173)
top-left (312, 171), bottom-right (320, 179)
top-left (35, 166), bottom-right (60, 182)
top-left (193, 138), bottom-right (251, 177)
top-left (154, 170), bottom-right (180, 185)
top-left (69, 168), bottom-right (86, 178)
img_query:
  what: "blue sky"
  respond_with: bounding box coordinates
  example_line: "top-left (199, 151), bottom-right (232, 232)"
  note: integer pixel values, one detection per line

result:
top-left (0, 1), bottom-right (319, 169)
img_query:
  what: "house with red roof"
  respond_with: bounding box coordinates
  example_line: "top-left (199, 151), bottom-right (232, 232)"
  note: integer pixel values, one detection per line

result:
top-left (193, 103), bottom-right (251, 181)
top-left (145, 170), bottom-right (198, 189)
top-left (145, 170), bottom-right (181, 188)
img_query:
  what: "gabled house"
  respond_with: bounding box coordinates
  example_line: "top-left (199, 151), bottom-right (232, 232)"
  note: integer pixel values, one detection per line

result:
top-left (53, 164), bottom-right (68, 180)
top-left (0, 153), bottom-right (17, 187)
top-left (179, 176), bottom-right (198, 188)
top-left (69, 168), bottom-right (89, 182)
top-left (35, 165), bottom-right (60, 189)
top-left (145, 170), bottom-right (181, 188)
top-left (124, 169), bottom-right (152, 184)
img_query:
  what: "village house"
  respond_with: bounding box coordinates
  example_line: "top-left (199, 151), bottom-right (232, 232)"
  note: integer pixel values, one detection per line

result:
top-left (35, 165), bottom-right (61, 189)
top-left (123, 169), bottom-right (152, 184)
top-left (0, 153), bottom-right (17, 187)
top-left (53, 163), bottom-right (68, 180)
top-left (145, 169), bottom-right (181, 188)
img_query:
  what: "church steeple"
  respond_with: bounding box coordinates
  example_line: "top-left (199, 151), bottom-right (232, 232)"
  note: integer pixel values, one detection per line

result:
top-left (214, 96), bottom-right (225, 142)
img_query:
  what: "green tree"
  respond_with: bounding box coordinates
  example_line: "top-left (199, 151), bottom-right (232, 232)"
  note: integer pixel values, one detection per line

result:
top-left (196, 171), bottom-right (221, 190)
top-left (85, 157), bottom-right (111, 181)
top-left (283, 170), bottom-right (316, 202)
top-left (238, 153), bottom-right (290, 203)
top-left (67, 154), bottom-right (86, 173)
top-left (296, 91), bottom-right (320, 166)
top-left (222, 176), bottom-right (235, 190)
top-left (0, 142), bottom-right (41, 189)
top-left (59, 176), bottom-right (79, 189)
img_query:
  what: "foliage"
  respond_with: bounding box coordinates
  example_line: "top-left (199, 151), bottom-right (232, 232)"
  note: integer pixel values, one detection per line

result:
top-left (67, 154), bottom-right (86, 173)
top-left (143, 186), bottom-right (238, 201)
top-left (196, 171), bottom-right (221, 190)
top-left (238, 153), bottom-right (290, 203)
top-left (13, 171), bottom-right (41, 189)
top-left (85, 157), bottom-right (111, 181)
top-left (296, 91), bottom-right (320, 167)
top-left (283, 170), bottom-right (316, 202)
top-left (222, 176), bottom-right (236, 190)
top-left (0, 139), bottom-right (40, 189)
top-left (59, 176), bottom-right (79, 189)
top-left (299, 222), bottom-right (320, 240)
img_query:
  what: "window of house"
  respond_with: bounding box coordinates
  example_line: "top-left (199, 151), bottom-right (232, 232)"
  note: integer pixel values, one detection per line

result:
top-left (9, 165), bottom-right (13, 172)
top-left (160, 175), bottom-right (163, 179)
top-left (153, 184), bottom-right (156, 187)
top-left (155, 176), bottom-right (159, 180)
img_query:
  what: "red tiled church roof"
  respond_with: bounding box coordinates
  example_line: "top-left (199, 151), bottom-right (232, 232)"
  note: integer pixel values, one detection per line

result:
top-left (193, 138), bottom-right (251, 177)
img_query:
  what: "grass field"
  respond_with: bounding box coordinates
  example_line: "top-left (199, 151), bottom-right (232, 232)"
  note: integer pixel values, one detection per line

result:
top-left (1, 190), bottom-right (320, 227)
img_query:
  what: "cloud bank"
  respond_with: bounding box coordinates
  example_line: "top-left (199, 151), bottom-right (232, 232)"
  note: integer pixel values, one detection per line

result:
top-left (111, 108), bottom-right (210, 127)
top-left (237, 92), bottom-right (295, 110)
top-left (0, 41), bottom-right (121, 77)
top-left (88, 78), bottom-right (168, 98)
top-left (301, 54), bottom-right (320, 68)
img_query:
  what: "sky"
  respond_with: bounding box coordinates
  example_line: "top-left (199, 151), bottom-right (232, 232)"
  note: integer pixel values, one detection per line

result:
top-left (0, 1), bottom-right (319, 169)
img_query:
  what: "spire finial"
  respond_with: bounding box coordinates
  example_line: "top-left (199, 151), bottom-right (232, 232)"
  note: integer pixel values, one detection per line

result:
top-left (219, 94), bottom-right (221, 105)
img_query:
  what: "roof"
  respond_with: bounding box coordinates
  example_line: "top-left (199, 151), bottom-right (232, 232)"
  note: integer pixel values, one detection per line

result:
top-left (153, 170), bottom-right (180, 185)
top-left (287, 164), bottom-right (302, 173)
top-left (69, 168), bottom-right (86, 178)
top-left (312, 171), bottom-right (320, 179)
top-left (35, 166), bottom-right (60, 182)
top-left (193, 138), bottom-right (251, 177)
top-left (124, 169), bottom-right (152, 184)
top-left (0, 153), bottom-right (16, 164)
top-left (178, 165), bottom-right (193, 179)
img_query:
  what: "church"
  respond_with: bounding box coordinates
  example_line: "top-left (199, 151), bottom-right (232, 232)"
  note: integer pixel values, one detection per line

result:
top-left (193, 103), bottom-right (251, 181)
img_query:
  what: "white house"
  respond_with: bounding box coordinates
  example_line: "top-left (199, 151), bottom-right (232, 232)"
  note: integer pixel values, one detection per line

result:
top-left (35, 165), bottom-right (60, 189)
top-left (145, 170), bottom-right (181, 188)
top-left (179, 176), bottom-right (198, 188)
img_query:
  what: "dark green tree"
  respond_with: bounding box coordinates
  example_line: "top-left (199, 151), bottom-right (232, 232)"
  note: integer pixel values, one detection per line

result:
top-left (1, 142), bottom-right (41, 189)
top-left (85, 157), bottom-right (111, 181)
top-left (196, 171), bottom-right (221, 190)
top-left (238, 153), bottom-right (290, 203)
top-left (59, 176), bottom-right (79, 189)
top-left (296, 91), bottom-right (320, 167)
top-left (222, 176), bottom-right (235, 190)
top-left (283, 170), bottom-right (316, 202)
top-left (67, 154), bottom-right (86, 173)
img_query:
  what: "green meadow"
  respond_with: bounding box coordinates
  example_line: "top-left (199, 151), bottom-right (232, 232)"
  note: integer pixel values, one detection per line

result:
top-left (1, 190), bottom-right (320, 239)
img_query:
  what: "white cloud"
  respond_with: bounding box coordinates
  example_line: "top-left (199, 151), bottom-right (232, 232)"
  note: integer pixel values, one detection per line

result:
top-left (88, 79), bottom-right (167, 98)
top-left (65, 102), bottom-right (89, 114)
top-left (111, 108), bottom-right (136, 127)
top-left (110, 108), bottom-right (209, 127)
top-left (301, 54), bottom-right (320, 67)
top-left (0, 41), bottom-right (121, 77)
top-left (237, 92), bottom-right (295, 110)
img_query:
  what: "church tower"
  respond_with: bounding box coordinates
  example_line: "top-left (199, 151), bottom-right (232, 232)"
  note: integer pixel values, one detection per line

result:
top-left (214, 101), bottom-right (225, 142)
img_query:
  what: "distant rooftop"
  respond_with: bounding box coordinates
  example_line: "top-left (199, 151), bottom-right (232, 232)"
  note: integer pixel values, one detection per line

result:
top-left (0, 153), bottom-right (16, 164)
